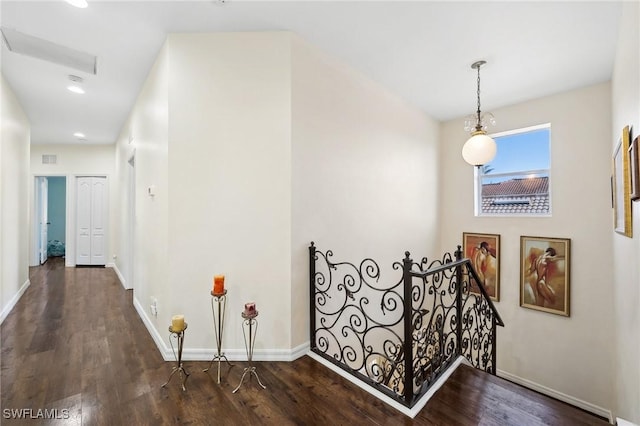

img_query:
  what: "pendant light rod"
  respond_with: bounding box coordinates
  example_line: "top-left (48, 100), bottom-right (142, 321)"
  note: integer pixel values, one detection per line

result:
top-left (471, 60), bottom-right (486, 133)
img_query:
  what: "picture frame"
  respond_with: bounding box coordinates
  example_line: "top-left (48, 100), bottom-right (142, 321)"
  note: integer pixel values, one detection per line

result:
top-left (629, 135), bottom-right (640, 201)
top-left (520, 236), bottom-right (570, 316)
top-left (462, 232), bottom-right (500, 301)
top-left (613, 125), bottom-right (632, 237)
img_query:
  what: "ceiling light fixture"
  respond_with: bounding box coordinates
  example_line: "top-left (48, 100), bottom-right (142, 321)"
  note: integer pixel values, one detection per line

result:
top-left (67, 75), bottom-right (85, 94)
top-left (65, 0), bottom-right (88, 8)
top-left (67, 85), bottom-right (85, 94)
top-left (73, 132), bottom-right (86, 139)
top-left (462, 60), bottom-right (497, 167)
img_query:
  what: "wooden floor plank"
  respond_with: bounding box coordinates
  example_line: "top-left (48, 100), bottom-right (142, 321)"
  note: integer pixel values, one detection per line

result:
top-left (0, 258), bottom-right (609, 425)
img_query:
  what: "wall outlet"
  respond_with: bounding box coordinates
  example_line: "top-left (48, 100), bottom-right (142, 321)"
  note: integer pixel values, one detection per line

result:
top-left (150, 297), bottom-right (158, 317)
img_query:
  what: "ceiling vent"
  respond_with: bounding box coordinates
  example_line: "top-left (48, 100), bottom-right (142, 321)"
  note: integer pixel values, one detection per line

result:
top-left (1, 27), bottom-right (97, 75)
top-left (42, 154), bottom-right (57, 165)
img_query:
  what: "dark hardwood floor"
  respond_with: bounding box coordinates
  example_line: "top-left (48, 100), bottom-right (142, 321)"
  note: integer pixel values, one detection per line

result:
top-left (1, 257), bottom-right (609, 425)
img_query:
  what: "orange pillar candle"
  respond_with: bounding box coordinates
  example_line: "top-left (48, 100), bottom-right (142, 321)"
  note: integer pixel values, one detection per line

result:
top-left (213, 275), bottom-right (225, 294)
top-left (171, 314), bottom-right (185, 332)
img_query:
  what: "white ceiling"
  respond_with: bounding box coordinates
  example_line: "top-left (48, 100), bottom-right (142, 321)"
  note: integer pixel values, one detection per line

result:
top-left (1, 1), bottom-right (623, 145)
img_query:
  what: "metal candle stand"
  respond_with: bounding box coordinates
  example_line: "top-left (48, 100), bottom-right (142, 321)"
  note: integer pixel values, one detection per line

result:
top-left (232, 311), bottom-right (266, 393)
top-left (203, 290), bottom-right (234, 383)
top-left (162, 323), bottom-right (190, 391)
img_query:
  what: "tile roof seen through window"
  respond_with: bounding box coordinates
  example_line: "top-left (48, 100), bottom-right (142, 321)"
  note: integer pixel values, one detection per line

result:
top-left (481, 176), bottom-right (549, 214)
top-left (482, 176), bottom-right (548, 196)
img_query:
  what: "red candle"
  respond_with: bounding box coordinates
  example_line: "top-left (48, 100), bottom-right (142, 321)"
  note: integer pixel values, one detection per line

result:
top-left (244, 302), bottom-right (256, 314)
top-left (213, 275), bottom-right (225, 294)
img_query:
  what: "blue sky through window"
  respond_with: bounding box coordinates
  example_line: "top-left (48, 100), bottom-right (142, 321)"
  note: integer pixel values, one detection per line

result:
top-left (484, 127), bottom-right (550, 175)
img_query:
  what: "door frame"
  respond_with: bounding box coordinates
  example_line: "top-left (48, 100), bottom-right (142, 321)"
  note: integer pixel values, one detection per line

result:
top-left (30, 174), bottom-right (69, 267)
top-left (127, 150), bottom-right (135, 290)
top-left (38, 177), bottom-right (48, 264)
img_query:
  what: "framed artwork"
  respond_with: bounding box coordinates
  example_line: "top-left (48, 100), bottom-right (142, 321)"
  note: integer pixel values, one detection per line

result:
top-left (613, 125), bottom-right (632, 237)
top-left (629, 135), bottom-right (640, 201)
top-left (520, 236), bottom-right (570, 316)
top-left (462, 232), bottom-right (500, 301)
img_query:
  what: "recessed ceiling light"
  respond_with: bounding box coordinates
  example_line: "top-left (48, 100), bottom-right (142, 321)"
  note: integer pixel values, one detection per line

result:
top-left (73, 132), bottom-right (86, 138)
top-left (67, 75), bottom-right (85, 94)
top-left (65, 0), bottom-right (88, 8)
top-left (67, 85), bottom-right (85, 94)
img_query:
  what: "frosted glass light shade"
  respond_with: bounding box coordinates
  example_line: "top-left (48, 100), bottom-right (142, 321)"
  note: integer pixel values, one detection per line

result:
top-left (462, 132), bottom-right (497, 166)
top-left (65, 0), bottom-right (88, 8)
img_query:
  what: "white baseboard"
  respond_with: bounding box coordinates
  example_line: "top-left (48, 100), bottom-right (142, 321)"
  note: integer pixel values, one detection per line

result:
top-left (179, 341), bottom-right (311, 362)
top-left (0, 279), bottom-right (30, 325)
top-left (133, 296), bottom-right (309, 362)
top-left (290, 341), bottom-right (310, 360)
top-left (307, 351), bottom-right (467, 418)
top-left (106, 262), bottom-right (128, 289)
top-left (617, 418), bottom-right (639, 426)
top-left (133, 295), bottom-right (171, 360)
top-left (497, 369), bottom-right (614, 424)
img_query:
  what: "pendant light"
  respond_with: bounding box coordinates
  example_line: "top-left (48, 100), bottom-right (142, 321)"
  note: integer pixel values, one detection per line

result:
top-left (462, 60), bottom-right (496, 167)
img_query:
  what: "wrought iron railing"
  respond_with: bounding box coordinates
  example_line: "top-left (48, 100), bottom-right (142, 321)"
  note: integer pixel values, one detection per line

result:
top-left (309, 242), bottom-right (504, 408)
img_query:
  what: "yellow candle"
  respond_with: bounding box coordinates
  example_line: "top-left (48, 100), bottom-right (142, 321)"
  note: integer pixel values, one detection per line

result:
top-left (213, 275), bottom-right (225, 294)
top-left (171, 314), bottom-right (185, 332)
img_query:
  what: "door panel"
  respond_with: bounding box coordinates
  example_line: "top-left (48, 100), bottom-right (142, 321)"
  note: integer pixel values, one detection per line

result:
top-left (76, 176), bottom-right (108, 265)
top-left (90, 178), bottom-right (107, 264)
top-left (76, 178), bottom-right (92, 265)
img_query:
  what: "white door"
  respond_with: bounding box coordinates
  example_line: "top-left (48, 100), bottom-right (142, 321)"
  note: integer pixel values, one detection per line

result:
top-left (90, 178), bottom-right (107, 265)
top-left (76, 176), bottom-right (108, 265)
top-left (39, 177), bottom-right (49, 264)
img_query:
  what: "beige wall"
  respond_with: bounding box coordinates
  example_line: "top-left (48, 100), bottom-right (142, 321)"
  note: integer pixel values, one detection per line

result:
top-left (0, 74), bottom-right (30, 322)
top-left (611, 1), bottom-right (640, 423)
top-left (29, 144), bottom-right (116, 267)
top-left (291, 35), bottom-right (440, 348)
top-left (440, 83), bottom-right (614, 419)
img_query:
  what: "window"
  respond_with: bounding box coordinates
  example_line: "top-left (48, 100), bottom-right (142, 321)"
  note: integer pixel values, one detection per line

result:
top-left (475, 124), bottom-right (551, 216)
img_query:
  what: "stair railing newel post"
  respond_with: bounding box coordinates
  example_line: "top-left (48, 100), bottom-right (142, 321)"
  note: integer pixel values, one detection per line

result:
top-left (491, 311), bottom-right (497, 375)
top-left (402, 251), bottom-right (414, 406)
top-left (309, 242), bottom-right (317, 351)
top-left (454, 245), bottom-right (464, 357)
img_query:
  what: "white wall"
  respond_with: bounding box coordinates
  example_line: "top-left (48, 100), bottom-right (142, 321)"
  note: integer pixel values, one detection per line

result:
top-left (291, 35), bottom-right (440, 348)
top-left (440, 83), bottom-right (615, 419)
top-left (0, 74), bottom-right (31, 323)
top-left (166, 32), bottom-right (292, 354)
top-left (113, 31), bottom-right (440, 360)
top-left (29, 144), bottom-right (116, 267)
top-left (113, 42), bottom-right (169, 352)
top-left (611, 1), bottom-right (640, 422)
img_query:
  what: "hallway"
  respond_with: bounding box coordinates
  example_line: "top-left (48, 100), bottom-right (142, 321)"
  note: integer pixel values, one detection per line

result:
top-left (0, 258), bottom-right (609, 425)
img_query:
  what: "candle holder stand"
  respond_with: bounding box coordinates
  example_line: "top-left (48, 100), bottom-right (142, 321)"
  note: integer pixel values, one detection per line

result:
top-left (232, 311), bottom-right (266, 393)
top-left (203, 290), bottom-right (234, 383)
top-left (162, 323), bottom-right (190, 391)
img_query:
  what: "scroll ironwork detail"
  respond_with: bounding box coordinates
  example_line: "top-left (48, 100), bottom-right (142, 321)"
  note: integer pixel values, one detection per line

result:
top-left (309, 242), bottom-right (504, 408)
